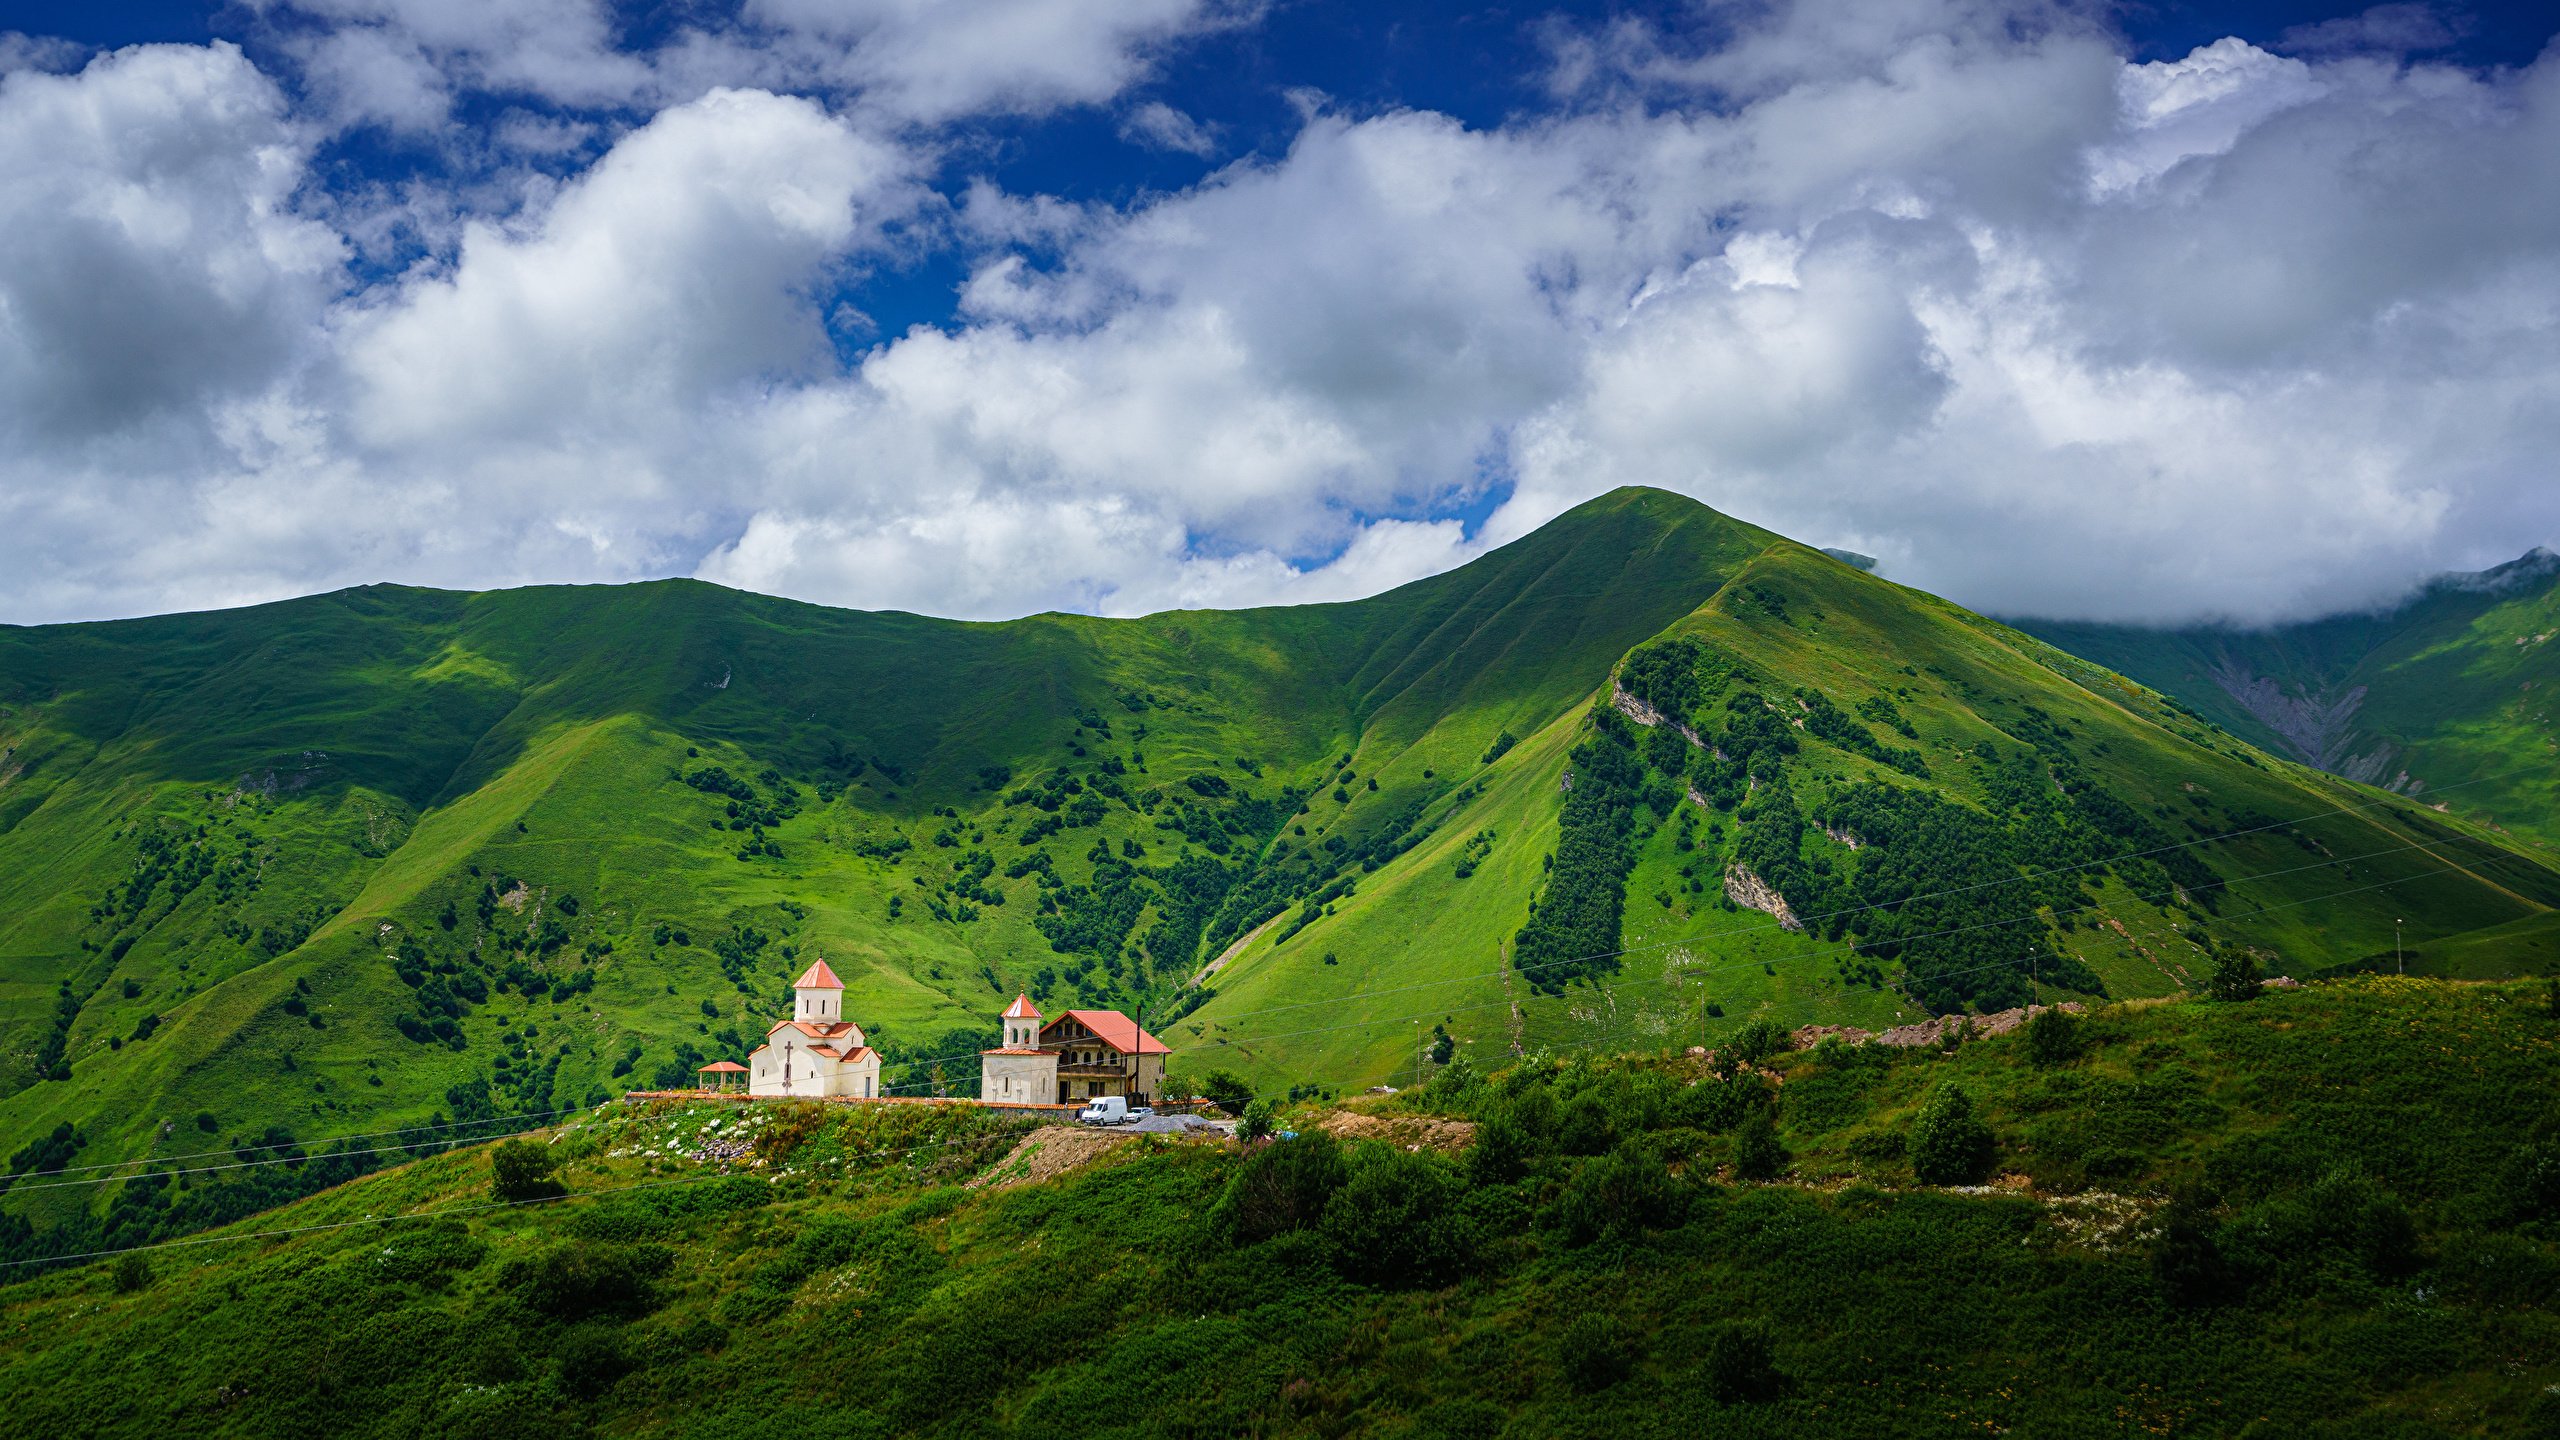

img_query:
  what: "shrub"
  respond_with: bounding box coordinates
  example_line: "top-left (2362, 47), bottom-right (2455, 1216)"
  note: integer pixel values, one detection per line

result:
top-left (110, 1253), bottom-right (152, 1294)
top-left (555, 1325), bottom-right (634, 1399)
top-left (2151, 1196), bottom-right (2233, 1307)
top-left (1238, 1099), bottom-right (1277, 1142)
top-left (1702, 1321), bottom-right (1784, 1404)
top-left (1553, 1143), bottom-right (1683, 1245)
top-left (1320, 1145), bottom-right (1474, 1287)
top-left (1731, 1108), bottom-right (1787, 1181)
top-left (1559, 1312), bottom-right (1633, 1392)
top-left (1199, 1070), bottom-right (1253, 1116)
top-left (2210, 949), bottom-right (2262, 1003)
top-left (1557, 1090), bottom-right (1619, 1156)
top-left (2025, 1008), bottom-right (2083, 1067)
top-left (1213, 1132), bottom-right (1348, 1244)
top-left (1465, 1114), bottom-right (1534, 1186)
top-left (2509, 1142), bottom-right (2560, 1221)
top-left (1909, 1085), bottom-right (1995, 1186)
top-left (504, 1242), bottom-right (675, 1321)
top-left (1727, 1019), bottom-right (1792, 1065)
top-left (490, 1140), bottom-right (567, 1203)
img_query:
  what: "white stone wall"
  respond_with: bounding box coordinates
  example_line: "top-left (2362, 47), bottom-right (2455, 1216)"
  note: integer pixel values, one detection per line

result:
top-left (981, 1051), bottom-right (1057, 1105)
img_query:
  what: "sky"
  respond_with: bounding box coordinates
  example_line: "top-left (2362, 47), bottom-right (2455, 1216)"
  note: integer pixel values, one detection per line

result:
top-left (0, 1), bottom-right (2554, 629)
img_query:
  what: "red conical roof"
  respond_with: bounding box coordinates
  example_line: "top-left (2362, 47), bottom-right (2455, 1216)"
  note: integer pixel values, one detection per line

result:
top-left (1003, 992), bottom-right (1042, 1020)
top-left (793, 957), bottom-right (844, 990)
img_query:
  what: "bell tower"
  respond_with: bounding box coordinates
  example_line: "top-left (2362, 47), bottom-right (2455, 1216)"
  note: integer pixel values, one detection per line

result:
top-left (792, 956), bottom-right (845, 1024)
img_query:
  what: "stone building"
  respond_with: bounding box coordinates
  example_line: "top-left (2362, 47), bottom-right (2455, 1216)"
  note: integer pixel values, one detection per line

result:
top-left (979, 993), bottom-right (1169, 1105)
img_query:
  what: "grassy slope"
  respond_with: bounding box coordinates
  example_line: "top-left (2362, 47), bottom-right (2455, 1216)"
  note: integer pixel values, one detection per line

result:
top-left (1195, 540), bottom-right (2560, 1091)
top-left (4, 978), bottom-right (2559, 1438)
top-left (2023, 562), bottom-right (2560, 852)
top-left (2, 487), bottom-right (2555, 1241)
top-left (0, 490), bottom-right (1765, 1177)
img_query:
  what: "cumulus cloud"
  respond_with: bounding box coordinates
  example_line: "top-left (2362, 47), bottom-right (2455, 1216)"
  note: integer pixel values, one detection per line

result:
top-left (251, 0), bottom-right (1240, 132)
top-left (1, 1), bottom-right (2557, 630)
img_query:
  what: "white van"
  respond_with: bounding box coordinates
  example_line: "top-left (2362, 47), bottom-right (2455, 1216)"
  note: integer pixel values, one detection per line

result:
top-left (1077, 1096), bottom-right (1129, 1126)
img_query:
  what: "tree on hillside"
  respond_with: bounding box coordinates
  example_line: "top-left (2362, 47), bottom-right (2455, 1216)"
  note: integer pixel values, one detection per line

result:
top-left (491, 1140), bottom-right (566, 1203)
top-left (2210, 948), bottom-right (2263, 1003)
top-left (1732, 1108), bottom-right (1787, 1181)
top-left (2025, 1008), bottom-right (2083, 1067)
top-left (1909, 1085), bottom-right (1995, 1186)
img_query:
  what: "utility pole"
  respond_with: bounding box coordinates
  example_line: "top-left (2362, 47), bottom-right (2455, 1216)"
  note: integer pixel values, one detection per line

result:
top-left (2396, 919), bottom-right (2404, 976)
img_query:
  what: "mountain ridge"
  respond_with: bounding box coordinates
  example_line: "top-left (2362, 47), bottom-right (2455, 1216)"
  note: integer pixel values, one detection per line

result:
top-left (3, 486), bottom-right (2555, 1267)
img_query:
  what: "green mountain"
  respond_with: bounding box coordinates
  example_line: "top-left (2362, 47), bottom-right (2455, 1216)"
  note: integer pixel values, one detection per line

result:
top-left (4, 488), bottom-right (2557, 1260)
top-left (2021, 550), bottom-right (2560, 852)
top-left (7, 976), bottom-right (2560, 1438)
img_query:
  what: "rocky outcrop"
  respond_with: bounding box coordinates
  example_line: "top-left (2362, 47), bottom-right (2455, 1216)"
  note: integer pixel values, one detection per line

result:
top-left (1724, 865), bottom-right (1801, 931)
top-left (1821, 824), bottom-right (1863, 850)
top-left (1611, 682), bottom-right (1709, 750)
top-left (1794, 1001), bottom-right (2085, 1051)
top-left (2205, 657), bottom-right (2388, 776)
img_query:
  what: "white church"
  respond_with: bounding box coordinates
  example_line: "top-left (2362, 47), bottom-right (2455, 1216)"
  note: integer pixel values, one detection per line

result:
top-left (747, 958), bottom-right (882, 1098)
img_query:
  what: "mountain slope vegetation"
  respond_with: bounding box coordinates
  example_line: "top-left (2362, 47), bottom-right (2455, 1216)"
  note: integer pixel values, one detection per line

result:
top-left (6, 977), bottom-right (2560, 1438)
top-left (2, 488), bottom-right (2554, 1266)
top-left (2023, 550), bottom-right (2560, 852)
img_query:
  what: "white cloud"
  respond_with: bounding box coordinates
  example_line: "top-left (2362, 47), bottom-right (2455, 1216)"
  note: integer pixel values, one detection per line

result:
top-left (343, 86), bottom-right (911, 448)
top-left (0, 43), bottom-right (341, 441)
top-left (1120, 100), bottom-right (1218, 156)
top-left (4, 2), bottom-right (2560, 632)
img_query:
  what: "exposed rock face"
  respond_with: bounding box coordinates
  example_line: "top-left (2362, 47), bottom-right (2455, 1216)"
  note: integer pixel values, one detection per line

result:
top-left (1612, 681), bottom-right (1710, 749)
top-left (1724, 865), bottom-right (1801, 931)
top-left (2206, 657), bottom-right (2378, 773)
top-left (1821, 824), bottom-right (1863, 850)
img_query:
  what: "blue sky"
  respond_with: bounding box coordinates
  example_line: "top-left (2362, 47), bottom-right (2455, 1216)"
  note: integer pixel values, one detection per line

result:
top-left (0, 1), bottom-right (2554, 626)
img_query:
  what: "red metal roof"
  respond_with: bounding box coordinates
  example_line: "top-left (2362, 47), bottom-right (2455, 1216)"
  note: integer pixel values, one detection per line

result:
top-left (793, 957), bottom-right (844, 990)
top-left (697, 1061), bottom-right (748, 1073)
top-left (769, 1014), bottom-right (862, 1035)
top-left (1050, 1009), bottom-right (1169, 1055)
top-left (1002, 992), bottom-right (1042, 1020)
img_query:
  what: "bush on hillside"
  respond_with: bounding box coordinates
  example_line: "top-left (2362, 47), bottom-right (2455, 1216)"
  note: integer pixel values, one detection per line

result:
top-left (503, 1241), bottom-right (674, 1322)
top-left (1320, 1145), bottom-right (1474, 1287)
top-left (1909, 1086), bottom-right (1995, 1186)
top-left (1732, 1108), bottom-right (1787, 1181)
top-left (555, 1325), bottom-right (634, 1399)
top-left (490, 1140), bottom-right (567, 1203)
top-left (1702, 1321), bottom-right (1785, 1404)
top-left (2151, 1196), bottom-right (2235, 1307)
top-left (1198, 1069), bottom-right (1253, 1116)
top-left (1560, 1312), bottom-right (1634, 1392)
top-left (1728, 1019), bottom-right (1792, 1065)
top-left (1213, 1132), bottom-right (1348, 1244)
top-left (1466, 1114), bottom-right (1533, 1186)
top-left (110, 1253), bottom-right (152, 1294)
top-left (1552, 1143), bottom-right (1682, 1246)
top-left (2025, 1008), bottom-right (2083, 1067)
top-left (1239, 1099), bottom-right (1277, 1142)
top-left (2210, 949), bottom-right (2263, 1003)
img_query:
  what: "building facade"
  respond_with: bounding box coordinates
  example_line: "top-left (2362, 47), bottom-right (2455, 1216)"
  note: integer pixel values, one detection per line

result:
top-left (978, 993), bottom-right (1169, 1104)
top-left (749, 958), bottom-right (882, 1098)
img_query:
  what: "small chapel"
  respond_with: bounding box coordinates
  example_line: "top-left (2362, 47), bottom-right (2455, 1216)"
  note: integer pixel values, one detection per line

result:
top-left (748, 958), bottom-right (882, 1098)
top-left (979, 993), bottom-right (1168, 1105)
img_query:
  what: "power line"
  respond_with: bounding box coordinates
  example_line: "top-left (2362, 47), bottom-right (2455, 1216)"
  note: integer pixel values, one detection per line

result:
top-left (868, 814), bottom-right (2514, 1089)
top-left (0, 1123), bottom-right (1020, 1272)
top-left (21, 1104), bottom-right (597, 1180)
top-left (13, 855), bottom-right (2477, 1277)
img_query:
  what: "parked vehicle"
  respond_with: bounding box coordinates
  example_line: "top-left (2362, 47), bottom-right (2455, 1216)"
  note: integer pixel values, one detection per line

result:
top-left (1077, 1096), bottom-right (1129, 1125)
top-left (1126, 1106), bottom-right (1155, 1124)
